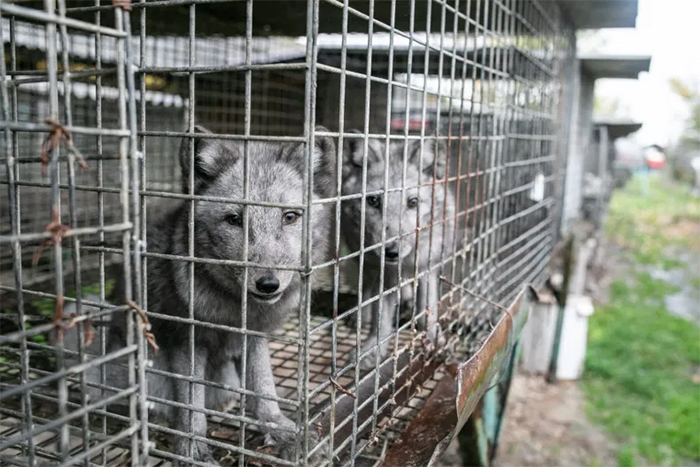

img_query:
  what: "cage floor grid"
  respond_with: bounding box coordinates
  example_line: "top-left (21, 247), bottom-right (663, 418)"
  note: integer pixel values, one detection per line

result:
top-left (0, 315), bottom-right (444, 466)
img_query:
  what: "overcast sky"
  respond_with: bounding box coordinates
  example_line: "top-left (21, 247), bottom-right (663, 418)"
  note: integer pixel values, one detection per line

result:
top-left (578, 0), bottom-right (700, 148)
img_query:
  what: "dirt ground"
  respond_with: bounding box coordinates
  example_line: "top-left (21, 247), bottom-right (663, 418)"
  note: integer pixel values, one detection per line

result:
top-left (492, 373), bottom-right (616, 467)
top-left (437, 373), bottom-right (616, 467)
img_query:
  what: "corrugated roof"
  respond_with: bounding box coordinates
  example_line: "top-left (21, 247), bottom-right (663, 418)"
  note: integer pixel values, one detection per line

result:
top-left (18, 80), bottom-right (187, 107)
top-left (2, 18), bottom-right (307, 69)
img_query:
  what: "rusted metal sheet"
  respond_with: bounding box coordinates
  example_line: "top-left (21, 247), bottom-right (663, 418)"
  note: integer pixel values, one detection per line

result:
top-left (378, 364), bottom-right (459, 467)
top-left (379, 286), bottom-right (537, 467)
top-left (454, 289), bottom-right (533, 434)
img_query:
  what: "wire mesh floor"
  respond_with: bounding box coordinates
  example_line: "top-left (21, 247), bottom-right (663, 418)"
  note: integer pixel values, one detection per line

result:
top-left (0, 312), bottom-right (456, 466)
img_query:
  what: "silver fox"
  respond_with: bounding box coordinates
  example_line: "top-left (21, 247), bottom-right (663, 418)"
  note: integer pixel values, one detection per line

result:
top-left (57, 126), bottom-right (336, 465)
top-left (341, 132), bottom-right (455, 371)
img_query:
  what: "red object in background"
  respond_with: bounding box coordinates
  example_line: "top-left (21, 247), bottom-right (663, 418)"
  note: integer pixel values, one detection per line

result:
top-left (646, 151), bottom-right (666, 169)
top-left (647, 158), bottom-right (665, 169)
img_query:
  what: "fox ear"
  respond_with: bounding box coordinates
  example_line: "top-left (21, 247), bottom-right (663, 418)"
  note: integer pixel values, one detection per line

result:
top-left (281, 126), bottom-right (338, 198)
top-left (179, 125), bottom-right (239, 193)
top-left (342, 129), bottom-right (382, 169)
top-left (408, 136), bottom-right (447, 179)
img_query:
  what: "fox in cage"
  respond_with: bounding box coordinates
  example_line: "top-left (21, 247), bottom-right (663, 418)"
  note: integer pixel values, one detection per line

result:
top-left (340, 132), bottom-right (456, 371)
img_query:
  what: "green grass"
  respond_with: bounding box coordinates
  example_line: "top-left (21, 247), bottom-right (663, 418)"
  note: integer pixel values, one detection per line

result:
top-left (30, 280), bottom-right (115, 318)
top-left (605, 176), bottom-right (700, 265)
top-left (582, 175), bottom-right (700, 466)
top-left (2, 280), bottom-right (114, 346)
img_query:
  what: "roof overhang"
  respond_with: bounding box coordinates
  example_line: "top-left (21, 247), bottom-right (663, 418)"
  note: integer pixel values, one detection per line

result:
top-left (557, 0), bottom-right (638, 29)
top-left (594, 120), bottom-right (643, 139)
top-left (579, 55), bottom-right (651, 79)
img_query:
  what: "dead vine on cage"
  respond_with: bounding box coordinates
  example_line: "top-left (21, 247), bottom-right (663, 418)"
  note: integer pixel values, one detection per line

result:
top-left (40, 118), bottom-right (88, 176)
top-left (32, 208), bottom-right (71, 268)
top-left (126, 300), bottom-right (160, 353)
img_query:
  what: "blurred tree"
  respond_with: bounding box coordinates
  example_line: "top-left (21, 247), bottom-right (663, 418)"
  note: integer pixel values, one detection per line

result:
top-left (594, 95), bottom-right (621, 118)
top-left (576, 30), bottom-right (610, 53)
top-left (669, 77), bottom-right (700, 149)
top-left (668, 78), bottom-right (700, 184)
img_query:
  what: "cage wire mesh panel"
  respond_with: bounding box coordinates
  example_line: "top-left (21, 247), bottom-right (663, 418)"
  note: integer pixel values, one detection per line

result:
top-left (1, 1), bottom-right (573, 466)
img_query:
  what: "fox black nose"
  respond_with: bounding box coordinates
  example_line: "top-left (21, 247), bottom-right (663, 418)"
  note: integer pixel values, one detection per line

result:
top-left (385, 245), bottom-right (400, 260)
top-left (255, 276), bottom-right (280, 294)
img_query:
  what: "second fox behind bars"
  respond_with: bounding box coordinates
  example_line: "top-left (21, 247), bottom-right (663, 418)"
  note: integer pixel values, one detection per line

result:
top-left (340, 132), bottom-right (456, 371)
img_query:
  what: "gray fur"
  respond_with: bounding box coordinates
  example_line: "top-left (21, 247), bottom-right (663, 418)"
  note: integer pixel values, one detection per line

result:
top-left (56, 126), bottom-right (336, 465)
top-left (340, 132), bottom-right (456, 370)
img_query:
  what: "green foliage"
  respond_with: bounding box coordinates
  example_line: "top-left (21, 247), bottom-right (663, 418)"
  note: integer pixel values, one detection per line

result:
top-left (605, 177), bottom-right (700, 265)
top-left (669, 77), bottom-right (700, 149)
top-left (4, 280), bottom-right (115, 345)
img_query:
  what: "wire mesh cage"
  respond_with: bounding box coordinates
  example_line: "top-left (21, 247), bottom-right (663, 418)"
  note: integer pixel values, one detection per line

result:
top-left (1, 0), bottom-right (574, 465)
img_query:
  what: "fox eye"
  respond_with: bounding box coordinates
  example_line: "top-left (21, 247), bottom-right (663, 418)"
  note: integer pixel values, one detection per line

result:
top-left (225, 213), bottom-right (242, 227)
top-left (366, 195), bottom-right (380, 208)
top-left (282, 211), bottom-right (301, 225)
top-left (407, 197), bottom-right (419, 209)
